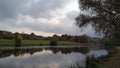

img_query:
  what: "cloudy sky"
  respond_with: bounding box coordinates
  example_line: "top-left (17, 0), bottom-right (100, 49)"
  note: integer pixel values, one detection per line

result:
top-left (0, 0), bottom-right (97, 37)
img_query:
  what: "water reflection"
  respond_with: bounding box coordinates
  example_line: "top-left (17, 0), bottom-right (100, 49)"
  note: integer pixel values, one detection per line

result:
top-left (0, 47), bottom-right (90, 58)
top-left (0, 46), bottom-right (108, 68)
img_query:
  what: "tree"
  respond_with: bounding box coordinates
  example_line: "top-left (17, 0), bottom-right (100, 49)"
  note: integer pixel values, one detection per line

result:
top-left (30, 32), bottom-right (36, 36)
top-left (76, 0), bottom-right (120, 39)
top-left (15, 33), bottom-right (23, 46)
top-left (53, 34), bottom-right (60, 41)
top-left (79, 35), bottom-right (89, 43)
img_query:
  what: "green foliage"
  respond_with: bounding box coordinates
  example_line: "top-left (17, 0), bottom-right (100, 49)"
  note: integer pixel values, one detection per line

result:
top-left (86, 55), bottom-right (109, 68)
top-left (86, 56), bottom-right (101, 68)
top-left (116, 46), bottom-right (120, 51)
top-left (68, 55), bottom-right (109, 68)
top-left (76, 0), bottom-right (120, 38)
top-left (110, 46), bottom-right (120, 54)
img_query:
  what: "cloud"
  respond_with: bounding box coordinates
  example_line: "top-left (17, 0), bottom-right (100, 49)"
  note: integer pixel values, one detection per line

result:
top-left (0, 0), bottom-right (29, 21)
top-left (67, 11), bottom-right (79, 20)
top-left (16, 14), bottom-right (96, 37)
top-left (23, 0), bottom-right (72, 19)
top-left (0, 0), bottom-right (98, 37)
top-left (0, 0), bottom-right (72, 20)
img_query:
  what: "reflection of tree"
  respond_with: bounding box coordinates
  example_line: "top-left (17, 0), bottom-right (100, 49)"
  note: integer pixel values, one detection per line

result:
top-left (45, 47), bottom-right (90, 54)
top-left (0, 48), bottom-right (43, 58)
top-left (0, 47), bottom-right (90, 58)
top-left (0, 49), bottom-right (13, 58)
top-left (14, 33), bottom-right (23, 47)
top-left (14, 48), bottom-right (22, 57)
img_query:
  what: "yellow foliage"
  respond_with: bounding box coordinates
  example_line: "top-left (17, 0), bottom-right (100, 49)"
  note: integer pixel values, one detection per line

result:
top-left (17, 34), bottom-right (23, 40)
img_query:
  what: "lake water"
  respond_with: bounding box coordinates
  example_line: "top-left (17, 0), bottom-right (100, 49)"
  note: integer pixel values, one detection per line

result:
top-left (0, 46), bottom-right (108, 68)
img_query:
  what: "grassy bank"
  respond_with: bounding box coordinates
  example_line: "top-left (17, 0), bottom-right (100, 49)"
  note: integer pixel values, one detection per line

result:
top-left (84, 46), bottom-right (120, 68)
top-left (67, 46), bottom-right (120, 68)
top-left (0, 38), bottom-right (78, 46)
top-left (101, 46), bottom-right (120, 68)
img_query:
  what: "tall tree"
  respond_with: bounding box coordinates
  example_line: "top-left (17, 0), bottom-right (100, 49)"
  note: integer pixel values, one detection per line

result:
top-left (76, 0), bottom-right (120, 39)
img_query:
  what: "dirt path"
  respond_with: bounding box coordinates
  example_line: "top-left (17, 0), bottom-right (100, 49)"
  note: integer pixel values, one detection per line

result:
top-left (102, 53), bottom-right (120, 68)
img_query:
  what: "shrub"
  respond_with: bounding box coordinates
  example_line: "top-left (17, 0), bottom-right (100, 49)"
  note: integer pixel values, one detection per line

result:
top-left (86, 56), bottom-right (101, 68)
top-left (49, 39), bottom-right (58, 46)
top-left (14, 33), bottom-right (23, 46)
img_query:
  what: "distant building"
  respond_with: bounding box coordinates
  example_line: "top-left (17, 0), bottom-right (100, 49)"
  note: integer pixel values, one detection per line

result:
top-left (0, 31), bottom-right (14, 39)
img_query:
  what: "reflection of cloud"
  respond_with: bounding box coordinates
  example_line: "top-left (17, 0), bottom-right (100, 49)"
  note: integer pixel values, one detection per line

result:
top-left (87, 50), bottom-right (108, 57)
top-left (36, 62), bottom-right (59, 68)
top-left (0, 51), bottom-right (86, 68)
top-left (33, 50), bottom-right (53, 55)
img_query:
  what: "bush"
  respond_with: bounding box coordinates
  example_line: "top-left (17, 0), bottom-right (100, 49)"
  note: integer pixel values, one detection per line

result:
top-left (86, 56), bottom-right (101, 68)
top-left (49, 40), bottom-right (58, 46)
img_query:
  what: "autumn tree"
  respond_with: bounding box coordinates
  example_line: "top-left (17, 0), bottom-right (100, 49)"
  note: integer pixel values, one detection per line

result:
top-left (76, 0), bottom-right (120, 40)
top-left (14, 33), bottom-right (23, 46)
top-left (30, 32), bottom-right (36, 36)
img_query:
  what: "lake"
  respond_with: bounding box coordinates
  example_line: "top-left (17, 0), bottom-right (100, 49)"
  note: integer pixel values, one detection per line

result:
top-left (0, 45), bottom-right (108, 68)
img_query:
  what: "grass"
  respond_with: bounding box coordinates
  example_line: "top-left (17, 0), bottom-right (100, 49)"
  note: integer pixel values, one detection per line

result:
top-left (67, 46), bottom-right (120, 68)
top-left (0, 39), bottom-right (14, 45)
top-left (22, 40), bottom-right (50, 45)
top-left (0, 38), bottom-right (79, 46)
top-left (116, 46), bottom-right (120, 51)
top-left (58, 41), bottom-right (79, 45)
top-left (101, 46), bottom-right (120, 68)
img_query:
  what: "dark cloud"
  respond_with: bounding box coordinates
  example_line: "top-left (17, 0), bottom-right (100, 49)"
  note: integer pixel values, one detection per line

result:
top-left (0, 0), bottom-right (98, 37)
top-left (0, 0), bottom-right (29, 21)
top-left (23, 0), bottom-right (71, 19)
top-left (0, 0), bottom-right (72, 20)
top-left (18, 17), bottom-right (96, 37)
top-left (66, 11), bottom-right (79, 20)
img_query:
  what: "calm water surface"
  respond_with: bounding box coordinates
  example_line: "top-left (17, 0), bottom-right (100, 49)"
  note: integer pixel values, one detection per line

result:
top-left (0, 46), bottom-right (108, 68)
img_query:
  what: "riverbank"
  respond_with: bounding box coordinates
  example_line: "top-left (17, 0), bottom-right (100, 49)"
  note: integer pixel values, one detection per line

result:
top-left (102, 53), bottom-right (120, 68)
top-left (101, 46), bottom-right (120, 68)
top-left (0, 38), bottom-right (80, 46)
top-left (67, 46), bottom-right (120, 68)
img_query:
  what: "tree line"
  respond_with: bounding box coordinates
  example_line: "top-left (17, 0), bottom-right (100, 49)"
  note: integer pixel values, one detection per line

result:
top-left (0, 30), bottom-right (100, 43)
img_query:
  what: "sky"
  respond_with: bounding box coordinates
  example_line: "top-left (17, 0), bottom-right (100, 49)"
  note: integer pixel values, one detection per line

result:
top-left (0, 0), bottom-right (98, 37)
